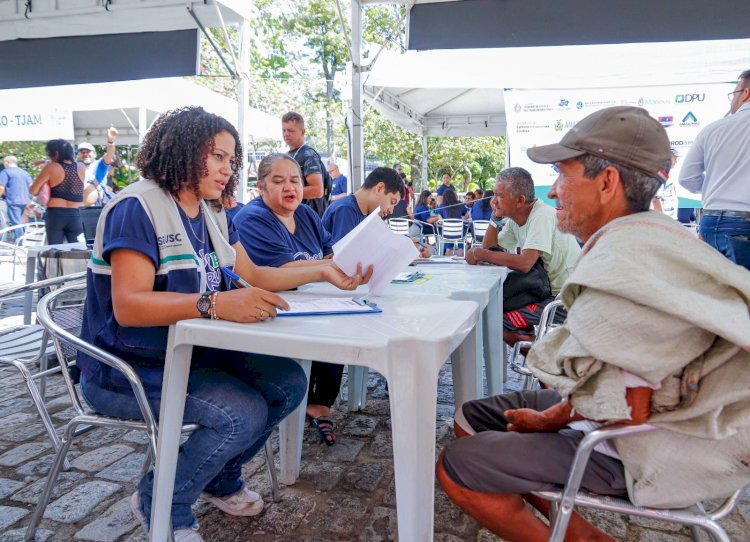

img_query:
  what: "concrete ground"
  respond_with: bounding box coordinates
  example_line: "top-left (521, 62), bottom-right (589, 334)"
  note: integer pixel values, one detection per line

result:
top-left (0, 254), bottom-right (747, 542)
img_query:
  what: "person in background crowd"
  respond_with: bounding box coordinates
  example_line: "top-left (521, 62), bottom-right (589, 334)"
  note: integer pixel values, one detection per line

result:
top-left (471, 188), bottom-right (493, 222)
top-left (399, 171), bottom-right (414, 206)
top-left (30, 140), bottom-right (95, 243)
top-left (438, 105), bottom-right (750, 542)
top-left (464, 191), bottom-right (476, 207)
top-left (282, 111), bottom-right (330, 216)
top-left (414, 190), bottom-right (441, 234)
top-left (0, 155), bottom-right (33, 239)
top-left (223, 194), bottom-right (244, 223)
top-left (679, 69), bottom-right (750, 270)
top-left (436, 172), bottom-right (455, 205)
top-left (435, 188), bottom-right (469, 256)
top-left (652, 149), bottom-right (678, 219)
top-left (77, 126), bottom-right (119, 206)
top-left (236, 153), bottom-right (374, 446)
top-left (327, 161), bottom-right (348, 201)
top-left (466, 168), bottom-right (581, 344)
top-left (322, 167), bottom-right (404, 244)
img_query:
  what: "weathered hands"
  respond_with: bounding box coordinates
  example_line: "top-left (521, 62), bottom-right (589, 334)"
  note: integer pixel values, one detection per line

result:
top-left (217, 287), bottom-right (288, 323)
top-left (465, 247), bottom-right (483, 265)
top-left (505, 401), bottom-right (578, 433)
top-left (322, 262), bottom-right (374, 290)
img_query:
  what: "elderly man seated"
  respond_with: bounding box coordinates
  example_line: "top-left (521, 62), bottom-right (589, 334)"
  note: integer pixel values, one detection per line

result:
top-left (437, 106), bottom-right (750, 542)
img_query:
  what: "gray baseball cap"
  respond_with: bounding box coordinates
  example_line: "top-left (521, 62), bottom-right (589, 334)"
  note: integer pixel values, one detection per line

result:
top-left (77, 142), bottom-right (95, 152)
top-left (527, 106), bottom-right (671, 181)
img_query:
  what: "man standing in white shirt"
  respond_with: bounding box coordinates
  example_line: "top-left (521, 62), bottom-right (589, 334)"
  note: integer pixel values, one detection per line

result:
top-left (679, 69), bottom-right (750, 270)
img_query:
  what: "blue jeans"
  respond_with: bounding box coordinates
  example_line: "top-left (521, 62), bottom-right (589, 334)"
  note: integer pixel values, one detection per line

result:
top-left (81, 348), bottom-right (307, 530)
top-left (699, 215), bottom-right (750, 271)
top-left (6, 204), bottom-right (25, 240)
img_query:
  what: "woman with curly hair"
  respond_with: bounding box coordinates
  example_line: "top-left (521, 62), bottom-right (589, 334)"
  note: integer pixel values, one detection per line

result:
top-left (77, 107), bottom-right (370, 541)
top-left (29, 139), bottom-right (96, 243)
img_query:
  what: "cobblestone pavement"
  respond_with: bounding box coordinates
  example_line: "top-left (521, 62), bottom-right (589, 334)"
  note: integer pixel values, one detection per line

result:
top-left (1, 260), bottom-right (748, 541)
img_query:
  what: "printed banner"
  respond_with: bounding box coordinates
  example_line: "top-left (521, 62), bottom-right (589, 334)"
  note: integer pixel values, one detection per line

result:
top-left (0, 105), bottom-right (74, 142)
top-left (504, 83), bottom-right (734, 205)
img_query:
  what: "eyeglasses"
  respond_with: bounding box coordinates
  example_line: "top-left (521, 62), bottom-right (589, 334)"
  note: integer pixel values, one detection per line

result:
top-left (727, 89), bottom-right (745, 100)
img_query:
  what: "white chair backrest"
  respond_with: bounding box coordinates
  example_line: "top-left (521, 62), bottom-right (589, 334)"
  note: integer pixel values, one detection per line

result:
top-left (387, 218), bottom-right (410, 236)
top-left (472, 220), bottom-right (491, 242)
top-left (17, 225), bottom-right (46, 248)
top-left (441, 219), bottom-right (465, 239)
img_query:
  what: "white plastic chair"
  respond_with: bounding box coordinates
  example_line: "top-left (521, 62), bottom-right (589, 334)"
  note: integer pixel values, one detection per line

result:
top-left (471, 220), bottom-right (491, 247)
top-left (534, 423), bottom-right (747, 542)
top-left (436, 218), bottom-right (467, 256)
top-left (0, 222), bottom-right (46, 279)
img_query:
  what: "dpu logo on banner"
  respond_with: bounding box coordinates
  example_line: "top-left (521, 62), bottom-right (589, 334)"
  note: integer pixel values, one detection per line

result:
top-left (503, 83), bottom-right (732, 206)
top-left (0, 106), bottom-right (74, 141)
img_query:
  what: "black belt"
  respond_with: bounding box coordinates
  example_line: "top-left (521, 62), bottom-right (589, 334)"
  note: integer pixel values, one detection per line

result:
top-left (702, 210), bottom-right (750, 218)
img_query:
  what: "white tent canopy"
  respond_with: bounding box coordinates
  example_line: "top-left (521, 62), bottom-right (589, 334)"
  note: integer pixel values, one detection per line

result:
top-left (363, 38), bottom-right (750, 138)
top-left (0, 77), bottom-right (281, 146)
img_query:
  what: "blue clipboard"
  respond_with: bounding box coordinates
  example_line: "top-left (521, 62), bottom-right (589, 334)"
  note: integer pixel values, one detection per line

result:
top-left (276, 297), bottom-right (381, 317)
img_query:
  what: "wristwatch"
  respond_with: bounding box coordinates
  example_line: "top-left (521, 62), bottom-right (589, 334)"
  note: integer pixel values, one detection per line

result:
top-left (196, 293), bottom-right (211, 318)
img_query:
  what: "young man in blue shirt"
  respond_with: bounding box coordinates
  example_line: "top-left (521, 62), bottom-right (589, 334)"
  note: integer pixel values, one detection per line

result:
top-left (322, 167), bottom-right (404, 244)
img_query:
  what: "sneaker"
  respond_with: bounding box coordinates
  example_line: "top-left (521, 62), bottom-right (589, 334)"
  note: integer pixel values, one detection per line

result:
top-left (200, 486), bottom-right (264, 516)
top-left (130, 491), bottom-right (204, 542)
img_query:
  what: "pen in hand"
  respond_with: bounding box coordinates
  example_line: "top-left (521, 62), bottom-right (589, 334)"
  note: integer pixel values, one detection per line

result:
top-left (221, 267), bottom-right (252, 289)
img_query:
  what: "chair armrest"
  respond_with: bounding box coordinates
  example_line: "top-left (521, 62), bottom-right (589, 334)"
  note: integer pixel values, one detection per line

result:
top-left (549, 424), bottom-right (659, 542)
top-left (0, 272), bottom-right (87, 300)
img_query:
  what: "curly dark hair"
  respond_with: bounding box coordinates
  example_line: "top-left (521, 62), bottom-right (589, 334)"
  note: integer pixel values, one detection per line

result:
top-left (136, 107), bottom-right (242, 210)
top-left (45, 139), bottom-right (75, 163)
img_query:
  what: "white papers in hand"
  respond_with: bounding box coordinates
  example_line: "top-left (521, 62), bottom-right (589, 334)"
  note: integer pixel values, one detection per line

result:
top-left (332, 207), bottom-right (419, 295)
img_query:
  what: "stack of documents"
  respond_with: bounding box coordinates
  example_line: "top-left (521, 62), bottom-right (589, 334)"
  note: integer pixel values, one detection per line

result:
top-left (276, 297), bottom-right (381, 317)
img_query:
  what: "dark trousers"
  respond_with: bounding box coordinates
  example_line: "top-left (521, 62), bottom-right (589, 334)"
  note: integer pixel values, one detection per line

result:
top-left (307, 361), bottom-right (344, 407)
top-left (45, 207), bottom-right (83, 244)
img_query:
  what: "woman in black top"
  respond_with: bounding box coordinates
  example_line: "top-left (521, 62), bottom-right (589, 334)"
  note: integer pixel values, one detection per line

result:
top-left (30, 139), bottom-right (95, 244)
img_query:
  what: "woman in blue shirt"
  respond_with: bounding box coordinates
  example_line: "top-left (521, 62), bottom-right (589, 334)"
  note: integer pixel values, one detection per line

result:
top-left (414, 190), bottom-right (441, 234)
top-left (471, 188), bottom-right (493, 221)
top-left (78, 108), bottom-right (369, 540)
top-left (234, 154), bottom-right (372, 447)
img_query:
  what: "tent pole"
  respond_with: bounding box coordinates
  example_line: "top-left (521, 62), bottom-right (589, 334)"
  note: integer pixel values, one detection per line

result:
top-left (138, 107), bottom-right (147, 144)
top-left (237, 17), bottom-right (251, 203)
top-left (350, 0), bottom-right (364, 191)
top-left (421, 134), bottom-right (428, 193)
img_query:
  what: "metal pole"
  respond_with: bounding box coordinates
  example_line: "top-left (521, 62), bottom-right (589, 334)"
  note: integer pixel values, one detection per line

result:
top-left (421, 134), bottom-right (428, 192)
top-left (138, 107), bottom-right (147, 144)
top-left (350, 0), bottom-right (364, 191)
top-left (237, 18), bottom-right (251, 203)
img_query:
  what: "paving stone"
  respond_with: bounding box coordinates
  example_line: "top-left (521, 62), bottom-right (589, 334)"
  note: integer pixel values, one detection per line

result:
top-left (361, 399), bottom-right (390, 417)
top-left (75, 427), bottom-right (129, 449)
top-left (0, 423), bottom-right (47, 442)
top-left (0, 399), bottom-right (34, 419)
top-left (71, 444), bottom-right (134, 472)
top-left (342, 415), bottom-right (378, 437)
top-left (298, 461), bottom-right (344, 492)
top-left (121, 431), bottom-right (150, 445)
top-left (0, 476), bottom-right (25, 498)
top-left (74, 495), bottom-right (138, 541)
top-left (11, 471), bottom-right (87, 504)
top-left (306, 493), bottom-right (368, 536)
top-left (43, 480), bottom-right (121, 523)
top-left (0, 505), bottom-right (29, 531)
top-left (253, 493), bottom-right (316, 535)
top-left (0, 442), bottom-right (51, 467)
top-left (45, 394), bottom-right (73, 409)
top-left (368, 432), bottom-right (393, 458)
top-left (51, 406), bottom-right (78, 421)
top-left (434, 485), bottom-right (478, 536)
top-left (578, 507), bottom-right (628, 539)
top-left (634, 530), bottom-right (692, 542)
top-left (96, 452), bottom-right (146, 482)
top-left (435, 534), bottom-right (470, 542)
top-left (0, 528), bottom-right (54, 542)
top-left (341, 462), bottom-right (387, 493)
top-left (476, 528), bottom-right (504, 541)
top-left (319, 438), bottom-right (363, 462)
top-left (15, 451), bottom-right (84, 478)
top-left (359, 506), bottom-right (397, 542)
top-left (0, 412), bottom-right (37, 432)
top-left (630, 514), bottom-right (686, 532)
top-left (718, 512), bottom-right (750, 542)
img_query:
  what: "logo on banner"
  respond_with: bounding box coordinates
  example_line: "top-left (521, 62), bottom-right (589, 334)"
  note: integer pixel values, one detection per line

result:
top-left (675, 93), bottom-right (705, 103)
top-left (558, 99), bottom-right (569, 107)
top-left (514, 104), bottom-right (522, 113)
top-left (658, 116), bottom-right (674, 127)
top-left (555, 120), bottom-right (564, 131)
top-left (576, 101), bottom-right (583, 109)
top-left (680, 112), bottom-right (699, 126)
top-left (671, 139), bottom-right (694, 147)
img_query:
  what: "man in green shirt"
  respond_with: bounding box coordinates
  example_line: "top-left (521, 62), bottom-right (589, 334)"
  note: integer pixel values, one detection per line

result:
top-left (466, 167), bottom-right (581, 343)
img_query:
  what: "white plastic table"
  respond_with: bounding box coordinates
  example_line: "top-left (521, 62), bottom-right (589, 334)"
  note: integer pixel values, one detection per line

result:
top-left (23, 242), bottom-right (87, 324)
top-left (302, 261), bottom-right (508, 404)
top-left (151, 291), bottom-right (480, 542)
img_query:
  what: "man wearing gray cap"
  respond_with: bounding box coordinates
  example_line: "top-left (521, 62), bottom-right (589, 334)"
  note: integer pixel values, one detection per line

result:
top-left (437, 107), bottom-right (750, 542)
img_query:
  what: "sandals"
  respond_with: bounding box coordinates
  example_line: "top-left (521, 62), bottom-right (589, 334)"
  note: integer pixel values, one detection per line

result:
top-left (306, 414), bottom-right (337, 446)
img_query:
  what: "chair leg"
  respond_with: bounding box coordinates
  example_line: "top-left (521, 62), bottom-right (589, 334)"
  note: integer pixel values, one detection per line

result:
top-left (24, 422), bottom-right (79, 541)
top-left (264, 440), bottom-right (280, 503)
top-left (10, 360), bottom-right (62, 455)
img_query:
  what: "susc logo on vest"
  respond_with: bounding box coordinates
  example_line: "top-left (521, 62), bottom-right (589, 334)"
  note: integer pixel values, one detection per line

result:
top-left (675, 94), bottom-right (705, 103)
top-left (158, 233), bottom-right (182, 247)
